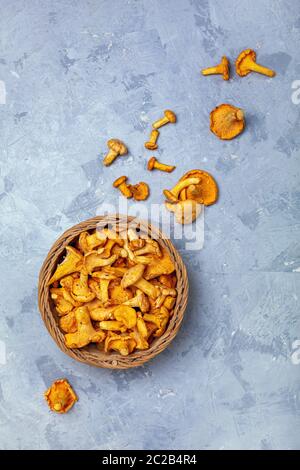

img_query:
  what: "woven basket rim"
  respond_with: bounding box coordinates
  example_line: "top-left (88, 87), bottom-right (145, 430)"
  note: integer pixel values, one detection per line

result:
top-left (38, 214), bottom-right (189, 369)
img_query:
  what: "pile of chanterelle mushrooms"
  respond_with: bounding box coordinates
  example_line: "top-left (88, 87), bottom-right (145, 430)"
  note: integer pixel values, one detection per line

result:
top-left (49, 227), bottom-right (177, 356)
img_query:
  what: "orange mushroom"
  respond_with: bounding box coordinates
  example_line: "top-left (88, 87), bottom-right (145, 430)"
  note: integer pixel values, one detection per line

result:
top-left (202, 56), bottom-right (230, 80)
top-left (179, 169), bottom-right (218, 206)
top-left (236, 49), bottom-right (275, 78)
top-left (210, 103), bottom-right (245, 140)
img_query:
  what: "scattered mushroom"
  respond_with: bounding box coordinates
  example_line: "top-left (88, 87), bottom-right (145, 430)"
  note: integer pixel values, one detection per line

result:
top-left (147, 156), bottom-right (176, 173)
top-left (152, 110), bottom-right (177, 129)
top-left (236, 49), bottom-right (275, 78)
top-left (210, 103), bottom-right (245, 140)
top-left (129, 182), bottom-right (150, 201)
top-left (44, 379), bottom-right (77, 414)
top-left (202, 56), bottom-right (230, 80)
top-left (123, 290), bottom-right (150, 312)
top-left (103, 139), bottom-right (128, 166)
top-left (145, 129), bottom-right (160, 150)
top-left (65, 307), bottom-right (106, 348)
top-left (180, 169), bottom-right (218, 206)
top-left (113, 176), bottom-right (132, 198)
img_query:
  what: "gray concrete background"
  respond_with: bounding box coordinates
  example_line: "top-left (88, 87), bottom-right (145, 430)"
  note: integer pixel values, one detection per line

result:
top-left (0, 0), bottom-right (300, 450)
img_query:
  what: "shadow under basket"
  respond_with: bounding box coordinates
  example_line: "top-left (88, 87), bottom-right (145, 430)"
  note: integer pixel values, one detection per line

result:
top-left (38, 214), bottom-right (189, 369)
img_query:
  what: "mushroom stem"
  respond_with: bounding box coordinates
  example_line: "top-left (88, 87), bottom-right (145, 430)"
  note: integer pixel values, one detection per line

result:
top-left (104, 148), bottom-right (118, 166)
top-left (202, 65), bottom-right (222, 76)
top-left (145, 129), bottom-right (160, 150)
top-left (249, 62), bottom-right (275, 77)
top-left (152, 116), bottom-right (169, 129)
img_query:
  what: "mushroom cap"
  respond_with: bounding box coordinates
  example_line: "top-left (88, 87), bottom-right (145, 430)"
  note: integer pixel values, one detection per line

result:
top-left (221, 56), bottom-right (230, 80)
top-left (44, 379), bottom-right (77, 414)
top-left (210, 103), bottom-right (245, 140)
top-left (147, 156), bottom-right (156, 171)
top-left (164, 109), bottom-right (176, 123)
top-left (107, 139), bottom-right (128, 155)
top-left (130, 182), bottom-right (150, 201)
top-left (235, 49), bottom-right (256, 77)
top-left (180, 169), bottom-right (218, 206)
top-left (113, 175), bottom-right (127, 188)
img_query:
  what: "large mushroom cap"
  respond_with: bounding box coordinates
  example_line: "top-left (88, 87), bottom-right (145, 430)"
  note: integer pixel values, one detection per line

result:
top-left (107, 139), bottom-right (128, 155)
top-left (236, 49), bottom-right (256, 76)
top-left (210, 103), bottom-right (245, 140)
top-left (180, 169), bottom-right (218, 206)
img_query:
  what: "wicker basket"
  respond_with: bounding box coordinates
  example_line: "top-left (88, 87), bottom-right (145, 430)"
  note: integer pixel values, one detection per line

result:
top-left (38, 214), bottom-right (189, 369)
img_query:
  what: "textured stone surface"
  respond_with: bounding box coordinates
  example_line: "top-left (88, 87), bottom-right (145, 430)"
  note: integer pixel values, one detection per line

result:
top-left (0, 0), bottom-right (300, 450)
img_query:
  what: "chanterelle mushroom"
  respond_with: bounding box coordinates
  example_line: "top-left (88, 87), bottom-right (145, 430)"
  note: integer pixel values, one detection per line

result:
top-left (202, 56), bottom-right (230, 81)
top-left (129, 182), bottom-right (150, 201)
top-left (180, 169), bottom-right (218, 206)
top-left (152, 110), bottom-right (177, 129)
top-left (236, 49), bottom-right (275, 78)
top-left (210, 103), bottom-right (245, 140)
top-left (103, 139), bottom-right (128, 166)
top-left (44, 379), bottom-right (77, 414)
top-left (65, 306), bottom-right (106, 348)
top-left (48, 247), bottom-right (83, 285)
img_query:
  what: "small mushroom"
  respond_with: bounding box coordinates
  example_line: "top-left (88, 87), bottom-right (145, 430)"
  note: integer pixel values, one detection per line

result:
top-left (134, 277), bottom-right (159, 299)
top-left (121, 264), bottom-right (145, 288)
top-left (144, 247), bottom-right (175, 280)
top-left (133, 239), bottom-right (161, 258)
top-left (147, 156), bottom-right (176, 173)
top-left (104, 333), bottom-right (136, 356)
top-left (103, 139), bottom-right (128, 166)
top-left (163, 296), bottom-right (176, 310)
top-left (50, 288), bottom-right (74, 316)
top-left (236, 49), bottom-right (275, 78)
top-left (48, 247), bottom-right (83, 285)
top-left (114, 305), bottom-right (137, 329)
top-left (84, 251), bottom-right (117, 274)
top-left (123, 290), bottom-right (150, 312)
top-left (130, 323), bottom-right (149, 350)
top-left (59, 310), bottom-right (77, 333)
top-left (71, 269), bottom-right (96, 303)
top-left (145, 129), bottom-right (160, 150)
top-left (113, 176), bottom-right (132, 199)
top-left (129, 182), bottom-right (150, 201)
top-left (163, 177), bottom-right (201, 202)
top-left (65, 307), bottom-right (106, 348)
top-left (202, 56), bottom-right (230, 80)
top-left (129, 238), bottom-right (146, 251)
top-left (143, 306), bottom-right (169, 337)
top-left (210, 103), bottom-right (245, 140)
top-left (44, 379), bottom-right (77, 414)
top-left (152, 110), bottom-right (177, 129)
top-left (165, 200), bottom-right (202, 224)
